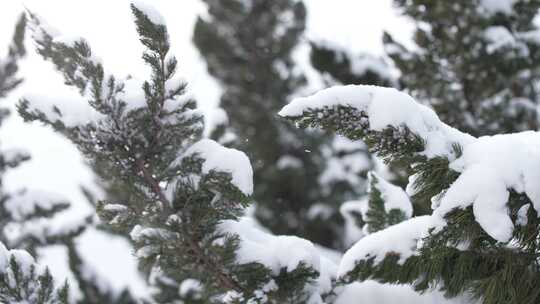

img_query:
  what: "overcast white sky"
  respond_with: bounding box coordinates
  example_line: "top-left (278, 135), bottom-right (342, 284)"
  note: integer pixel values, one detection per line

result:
top-left (0, 0), bottom-right (413, 298)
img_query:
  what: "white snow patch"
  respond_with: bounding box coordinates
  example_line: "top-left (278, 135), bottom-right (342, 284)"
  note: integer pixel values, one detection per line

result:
top-left (338, 216), bottom-right (432, 277)
top-left (131, 0), bottom-right (166, 25)
top-left (180, 139), bottom-right (253, 195)
top-left (340, 199), bottom-right (368, 247)
top-left (220, 217), bottom-right (319, 275)
top-left (369, 172), bottom-right (413, 218)
top-left (484, 26), bottom-right (516, 53)
top-left (433, 131), bottom-right (540, 242)
top-left (5, 189), bottom-right (67, 221)
top-left (479, 0), bottom-right (516, 15)
top-left (334, 281), bottom-right (471, 304)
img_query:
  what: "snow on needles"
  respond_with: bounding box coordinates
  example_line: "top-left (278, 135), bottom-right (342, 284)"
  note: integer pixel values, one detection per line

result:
top-left (5, 189), bottom-right (67, 221)
top-left (131, 1), bottom-right (166, 25)
top-left (369, 172), bottom-right (413, 218)
top-left (183, 139), bottom-right (253, 195)
top-left (279, 85), bottom-right (474, 158)
top-left (221, 217), bottom-right (319, 274)
top-left (434, 131), bottom-right (540, 242)
top-left (338, 216), bottom-right (432, 277)
top-left (280, 84), bottom-right (540, 244)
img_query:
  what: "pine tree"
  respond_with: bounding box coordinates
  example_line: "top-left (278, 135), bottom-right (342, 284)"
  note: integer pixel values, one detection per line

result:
top-left (0, 14), bottom-right (69, 304)
top-left (19, 3), bottom-right (325, 303)
top-left (311, 1), bottom-right (540, 136)
top-left (0, 11), bottom-right (139, 304)
top-left (385, 0), bottom-right (540, 136)
top-left (280, 84), bottom-right (540, 304)
top-left (193, 0), bottom-right (374, 249)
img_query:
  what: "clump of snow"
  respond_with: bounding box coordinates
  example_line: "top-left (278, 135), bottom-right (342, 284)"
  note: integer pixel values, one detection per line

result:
top-left (433, 131), bottom-right (540, 242)
top-left (518, 29), bottom-right (540, 45)
top-left (179, 278), bottom-right (202, 297)
top-left (52, 35), bottom-right (83, 47)
top-left (129, 225), bottom-right (172, 243)
top-left (0, 242), bottom-right (47, 289)
top-left (479, 0), bottom-right (516, 15)
top-left (332, 135), bottom-right (368, 152)
top-left (279, 85), bottom-right (474, 158)
top-left (340, 199), bottom-right (368, 247)
top-left (306, 203), bottom-right (334, 220)
top-left (516, 204), bottom-right (530, 226)
top-left (338, 216), bottom-right (432, 277)
top-left (319, 151), bottom-right (371, 189)
top-left (369, 172), bottom-right (413, 218)
top-left (276, 155), bottom-right (303, 170)
top-left (5, 189), bottom-right (67, 221)
top-left (131, 0), bottom-right (166, 25)
top-left (28, 12), bottom-right (60, 44)
top-left (179, 139), bottom-right (253, 195)
top-left (117, 77), bottom-right (147, 111)
top-left (334, 281), bottom-right (472, 304)
top-left (220, 217), bottom-right (320, 275)
top-left (483, 26), bottom-right (516, 53)
top-left (23, 90), bottom-right (104, 128)
top-left (350, 55), bottom-right (393, 81)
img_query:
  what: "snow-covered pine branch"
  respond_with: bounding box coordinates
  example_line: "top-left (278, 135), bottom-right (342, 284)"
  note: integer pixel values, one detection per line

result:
top-left (280, 84), bottom-right (540, 302)
top-left (0, 242), bottom-right (69, 304)
top-left (383, 0), bottom-right (540, 137)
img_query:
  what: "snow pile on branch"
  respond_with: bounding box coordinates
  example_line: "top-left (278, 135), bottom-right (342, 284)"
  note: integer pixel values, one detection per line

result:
top-left (484, 26), bottom-right (517, 53)
top-left (340, 199), bottom-right (368, 247)
top-left (338, 216), bottom-right (432, 277)
top-left (179, 139), bottom-right (253, 195)
top-left (334, 281), bottom-right (472, 304)
top-left (369, 172), bottom-right (413, 218)
top-left (220, 217), bottom-right (319, 275)
top-left (5, 189), bottom-right (67, 221)
top-left (0, 242), bottom-right (36, 276)
top-left (479, 0), bottom-right (516, 15)
top-left (281, 84), bottom-right (540, 243)
top-left (131, 0), bottom-right (166, 25)
top-left (433, 131), bottom-right (540, 242)
top-left (279, 85), bottom-right (474, 158)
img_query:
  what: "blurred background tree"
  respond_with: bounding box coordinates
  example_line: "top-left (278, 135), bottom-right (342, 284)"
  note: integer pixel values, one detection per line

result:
top-left (194, 0), bottom-right (379, 250)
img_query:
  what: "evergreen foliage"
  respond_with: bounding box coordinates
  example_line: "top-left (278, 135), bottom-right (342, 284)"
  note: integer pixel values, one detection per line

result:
top-left (0, 242), bottom-right (69, 304)
top-left (193, 0), bottom-right (370, 249)
top-left (315, 0), bottom-right (540, 137)
top-left (362, 172), bottom-right (411, 234)
top-left (0, 14), bottom-right (69, 304)
top-left (20, 4), bottom-right (322, 303)
top-left (280, 84), bottom-right (540, 304)
top-left (310, 42), bottom-right (394, 88)
top-left (0, 12), bottom-right (139, 304)
top-left (384, 0), bottom-right (540, 136)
